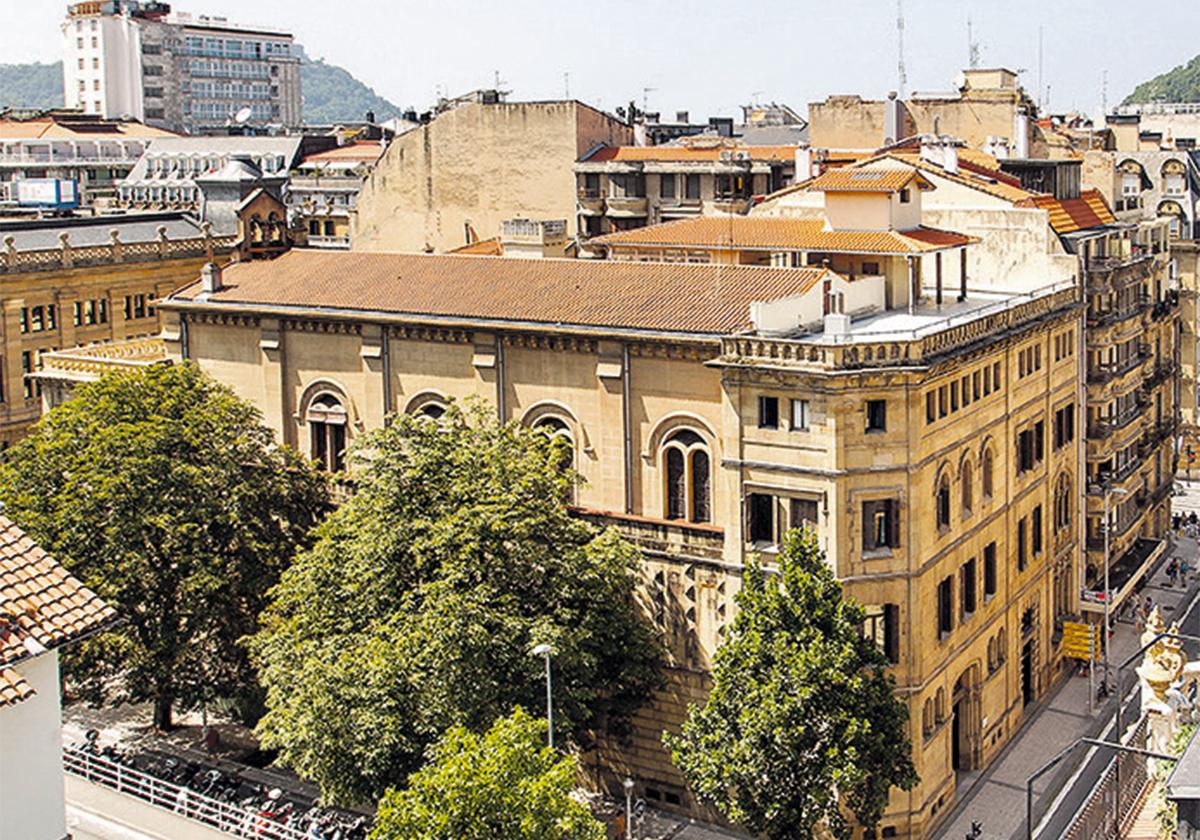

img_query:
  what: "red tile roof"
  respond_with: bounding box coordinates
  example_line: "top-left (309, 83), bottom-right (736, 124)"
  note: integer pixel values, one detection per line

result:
top-left (169, 250), bottom-right (838, 336)
top-left (1015, 190), bottom-right (1117, 234)
top-left (300, 141), bottom-right (385, 166)
top-left (584, 145), bottom-right (799, 163)
top-left (0, 516), bottom-right (117, 705)
top-left (0, 667), bottom-right (34, 705)
top-left (591, 216), bottom-right (975, 254)
top-left (448, 237), bottom-right (503, 256)
top-left (808, 167), bottom-right (934, 193)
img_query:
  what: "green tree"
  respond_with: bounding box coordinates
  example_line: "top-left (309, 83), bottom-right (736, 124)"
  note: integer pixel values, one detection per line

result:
top-left (371, 708), bottom-right (605, 840)
top-left (0, 363), bottom-right (328, 729)
top-left (664, 530), bottom-right (917, 839)
top-left (251, 399), bottom-right (662, 805)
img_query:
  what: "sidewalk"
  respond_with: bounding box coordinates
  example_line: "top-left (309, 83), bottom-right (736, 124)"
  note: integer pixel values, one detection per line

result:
top-left (932, 487), bottom-right (1200, 840)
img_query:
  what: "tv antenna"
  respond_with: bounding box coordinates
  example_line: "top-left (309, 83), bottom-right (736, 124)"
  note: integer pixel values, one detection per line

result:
top-left (642, 86), bottom-right (656, 117)
top-left (967, 18), bottom-right (981, 69)
top-left (896, 0), bottom-right (907, 97)
top-left (1037, 26), bottom-right (1044, 111)
top-left (564, 71), bottom-right (570, 100)
top-left (1101, 69), bottom-right (1108, 116)
top-left (233, 106), bottom-right (252, 124)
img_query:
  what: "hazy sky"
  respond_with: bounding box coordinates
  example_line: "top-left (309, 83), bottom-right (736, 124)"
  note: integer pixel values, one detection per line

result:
top-left (8, 0), bottom-right (1200, 119)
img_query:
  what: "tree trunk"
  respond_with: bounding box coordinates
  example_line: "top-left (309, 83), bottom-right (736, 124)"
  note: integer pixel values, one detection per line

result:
top-left (153, 696), bottom-right (174, 731)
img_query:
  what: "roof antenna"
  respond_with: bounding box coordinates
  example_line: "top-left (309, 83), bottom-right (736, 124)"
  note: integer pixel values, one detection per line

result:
top-left (564, 72), bottom-right (570, 100)
top-left (1037, 26), bottom-right (1044, 112)
top-left (967, 17), bottom-right (981, 70)
top-left (896, 0), bottom-right (908, 97)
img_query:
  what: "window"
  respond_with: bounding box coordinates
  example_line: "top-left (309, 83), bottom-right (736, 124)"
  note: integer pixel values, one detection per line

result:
top-left (925, 392), bottom-right (936, 424)
top-left (865, 604), bottom-right (900, 665)
top-left (307, 393), bottom-right (347, 472)
top-left (937, 576), bottom-right (954, 638)
top-left (862, 499), bottom-right (899, 552)
top-left (1055, 473), bottom-right (1072, 532)
top-left (1054, 403), bottom-right (1075, 449)
top-left (1017, 516), bottom-right (1028, 572)
top-left (1017, 422), bottom-right (1044, 473)
top-left (1031, 505), bottom-right (1043, 556)
top-left (866, 399), bottom-right (887, 432)
top-left (748, 493), bottom-right (775, 544)
top-left (791, 498), bottom-right (819, 533)
top-left (899, 188), bottom-right (911, 204)
top-left (758, 396), bottom-right (779, 429)
top-left (323, 220), bottom-right (335, 236)
top-left (308, 220), bottom-right (320, 235)
top-left (659, 174), bottom-right (676, 199)
top-left (935, 475), bottom-right (951, 531)
top-left (960, 558), bottom-right (977, 618)
top-left (124, 294), bottom-right (148, 320)
top-left (684, 174), bottom-right (700, 200)
top-left (984, 542), bottom-right (997, 599)
top-left (982, 447), bottom-right (995, 498)
top-left (862, 261), bottom-right (880, 275)
top-left (21, 351), bottom-right (33, 400)
top-left (790, 398), bottom-right (810, 431)
top-left (923, 699), bottom-right (934, 738)
top-left (533, 416), bottom-right (575, 475)
top-left (961, 460), bottom-right (974, 516)
top-left (663, 429), bottom-right (711, 523)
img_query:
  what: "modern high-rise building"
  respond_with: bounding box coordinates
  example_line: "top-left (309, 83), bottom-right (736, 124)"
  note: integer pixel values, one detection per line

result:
top-left (61, 1), bottom-right (301, 135)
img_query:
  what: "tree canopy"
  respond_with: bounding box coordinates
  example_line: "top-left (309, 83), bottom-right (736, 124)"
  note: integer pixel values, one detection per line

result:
top-left (251, 399), bottom-right (662, 805)
top-left (371, 708), bottom-right (605, 840)
top-left (0, 363), bottom-right (329, 728)
top-left (664, 530), bottom-right (917, 840)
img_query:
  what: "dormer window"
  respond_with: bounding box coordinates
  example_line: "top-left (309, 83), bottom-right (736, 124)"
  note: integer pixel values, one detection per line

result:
top-left (899, 188), bottom-right (911, 204)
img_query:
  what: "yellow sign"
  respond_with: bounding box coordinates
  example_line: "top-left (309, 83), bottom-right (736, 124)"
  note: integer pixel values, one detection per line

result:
top-left (1062, 621), bottom-right (1099, 661)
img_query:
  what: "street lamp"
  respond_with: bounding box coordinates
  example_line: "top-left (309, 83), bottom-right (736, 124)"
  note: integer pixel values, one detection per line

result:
top-left (531, 643), bottom-right (553, 748)
top-left (623, 777), bottom-right (635, 840)
top-left (1101, 484), bottom-right (1128, 691)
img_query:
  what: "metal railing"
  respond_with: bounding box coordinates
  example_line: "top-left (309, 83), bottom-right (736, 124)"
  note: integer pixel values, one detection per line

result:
top-left (63, 746), bottom-right (309, 839)
top-left (1061, 715), bottom-right (1151, 840)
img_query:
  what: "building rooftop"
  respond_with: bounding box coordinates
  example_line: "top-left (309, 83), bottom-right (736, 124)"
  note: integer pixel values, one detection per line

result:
top-left (167, 250), bottom-right (838, 338)
top-left (298, 141), bottom-right (384, 167)
top-left (0, 212), bottom-right (208, 251)
top-left (1015, 190), bottom-right (1117, 234)
top-left (0, 516), bottom-right (116, 706)
top-left (580, 144), bottom-right (799, 164)
top-left (0, 112), bottom-right (177, 141)
top-left (807, 167), bottom-right (934, 193)
top-left (591, 216), bottom-right (976, 255)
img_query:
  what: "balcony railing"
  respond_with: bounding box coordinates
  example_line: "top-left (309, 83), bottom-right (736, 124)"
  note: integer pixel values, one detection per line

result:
top-left (1087, 405), bottom-right (1145, 440)
top-left (1087, 348), bottom-right (1149, 384)
top-left (1143, 360), bottom-right (1178, 389)
top-left (605, 196), bottom-right (649, 217)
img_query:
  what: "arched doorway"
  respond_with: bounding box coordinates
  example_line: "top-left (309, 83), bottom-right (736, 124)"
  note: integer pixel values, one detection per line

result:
top-left (951, 665), bottom-right (981, 773)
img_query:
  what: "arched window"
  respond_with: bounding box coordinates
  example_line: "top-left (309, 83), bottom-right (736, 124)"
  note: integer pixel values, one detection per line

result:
top-left (936, 473), bottom-right (951, 532)
top-left (987, 637), bottom-right (997, 673)
top-left (935, 687), bottom-right (947, 723)
top-left (997, 628), bottom-right (1007, 665)
top-left (961, 459), bottom-right (974, 517)
top-left (1055, 473), bottom-right (1072, 532)
top-left (982, 446), bottom-right (995, 500)
top-left (662, 429), bottom-right (711, 524)
top-left (407, 393), bottom-right (449, 422)
top-left (923, 699), bottom-right (934, 738)
top-left (534, 415), bottom-right (575, 474)
top-left (307, 393), bottom-right (347, 472)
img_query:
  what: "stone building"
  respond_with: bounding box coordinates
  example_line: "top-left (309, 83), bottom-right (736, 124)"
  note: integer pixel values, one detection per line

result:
top-left (62, 1), bottom-right (302, 134)
top-left (0, 211), bottom-right (236, 444)
top-left (286, 141), bottom-right (385, 249)
top-left (137, 168), bottom-right (1083, 836)
top-left (351, 96), bottom-right (633, 254)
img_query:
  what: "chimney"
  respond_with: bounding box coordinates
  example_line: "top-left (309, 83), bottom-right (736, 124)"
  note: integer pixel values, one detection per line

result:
top-left (794, 146), bottom-right (812, 182)
top-left (676, 110), bottom-right (689, 124)
top-left (941, 136), bottom-right (959, 175)
top-left (365, 110), bottom-right (375, 124)
top-left (919, 134), bottom-right (943, 167)
top-left (883, 90), bottom-right (901, 146)
top-left (200, 262), bottom-right (222, 293)
top-left (1013, 109), bottom-right (1030, 158)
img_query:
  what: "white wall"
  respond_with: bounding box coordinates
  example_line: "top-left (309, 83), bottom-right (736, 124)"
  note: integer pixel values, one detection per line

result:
top-left (0, 652), bottom-right (67, 840)
top-left (61, 12), bottom-right (143, 119)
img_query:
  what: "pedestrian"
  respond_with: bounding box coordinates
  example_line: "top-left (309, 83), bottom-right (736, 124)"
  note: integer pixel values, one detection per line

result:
top-left (1167, 559), bottom-right (1179, 587)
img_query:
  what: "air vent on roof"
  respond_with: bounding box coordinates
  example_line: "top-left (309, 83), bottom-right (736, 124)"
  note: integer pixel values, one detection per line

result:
top-left (850, 172), bottom-right (886, 180)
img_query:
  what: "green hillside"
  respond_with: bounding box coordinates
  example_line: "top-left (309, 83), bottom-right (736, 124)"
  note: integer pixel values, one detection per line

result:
top-left (0, 61), bottom-right (64, 110)
top-left (0, 53), bottom-right (402, 124)
top-left (1125, 55), bottom-right (1200, 105)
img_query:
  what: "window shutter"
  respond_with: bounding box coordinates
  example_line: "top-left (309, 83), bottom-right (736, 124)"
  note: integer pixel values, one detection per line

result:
top-left (862, 502), bottom-right (875, 549)
top-left (889, 500), bottom-right (900, 547)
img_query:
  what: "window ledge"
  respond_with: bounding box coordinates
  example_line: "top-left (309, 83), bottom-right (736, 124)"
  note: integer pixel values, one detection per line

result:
top-left (862, 547), bottom-right (894, 560)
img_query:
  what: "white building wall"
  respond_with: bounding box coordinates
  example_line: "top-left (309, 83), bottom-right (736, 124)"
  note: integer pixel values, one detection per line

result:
top-left (0, 652), bottom-right (67, 840)
top-left (61, 11), bottom-right (143, 120)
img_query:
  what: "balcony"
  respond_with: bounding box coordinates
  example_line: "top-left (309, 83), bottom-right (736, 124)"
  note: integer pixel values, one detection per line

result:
top-left (1151, 290), bottom-right (1180, 321)
top-left (576, 190), bottom-right (605, 216)
top-left (1140, 418), bottom-right (1179, 455)
top-left (605, 196), bottom-right (648, 218)
top-left (1087, 404), bottom-right (1146, 440)
top-left (1143, 359), bottom-right (1178, 390)
top-left (1085, 251), bottom-right (1154, 292)
top-left (1087, 347), bottom-right (1149, 385)
top-left (712, 195), bottom-right (754, 214)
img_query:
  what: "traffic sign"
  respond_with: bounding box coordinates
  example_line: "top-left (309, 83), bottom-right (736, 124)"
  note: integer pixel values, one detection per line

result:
top-left (1062, 621), bottom-right (1099, 661)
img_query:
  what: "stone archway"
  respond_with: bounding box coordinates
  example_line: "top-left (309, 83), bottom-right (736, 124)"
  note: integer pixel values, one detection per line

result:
top-left (951, 663), bottom-right (983, 773)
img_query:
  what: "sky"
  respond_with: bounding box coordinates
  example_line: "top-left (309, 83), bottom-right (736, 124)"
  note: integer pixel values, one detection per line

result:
top-left (7, 0), bottom-right (1200, 120)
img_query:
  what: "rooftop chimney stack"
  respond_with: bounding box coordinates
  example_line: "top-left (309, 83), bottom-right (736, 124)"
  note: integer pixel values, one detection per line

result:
top-left (941, 136), bottom-right (959, 175)
top-left (919, 134), bottom-right (943, 167)
top-left (676, 110), bottom-right (689, 124)
top-left (200, 262), bottom-right (222, 294)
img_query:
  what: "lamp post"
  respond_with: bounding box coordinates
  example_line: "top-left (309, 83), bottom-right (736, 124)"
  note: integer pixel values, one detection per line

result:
top-left (531, 643), bottom-right (553, 748)
top-left (623, 777), bottom-right (635, 840)
top-left (1101, 485), bottom-right (1128, 691)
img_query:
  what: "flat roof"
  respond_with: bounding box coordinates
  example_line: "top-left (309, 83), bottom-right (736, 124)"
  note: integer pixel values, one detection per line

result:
top-left (0, 212), bottom-right (206, 250)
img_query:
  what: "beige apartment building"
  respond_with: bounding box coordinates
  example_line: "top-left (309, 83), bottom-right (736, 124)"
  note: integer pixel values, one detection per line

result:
top-left (124, 167), bottom-right (1082, 837)
top-left (351, 95), bottom-right (632, 254)
top-left (0, 212), bottom-right (235, 445)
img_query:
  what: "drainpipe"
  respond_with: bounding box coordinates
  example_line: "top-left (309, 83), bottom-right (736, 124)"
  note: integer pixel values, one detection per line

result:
top-left (907, 256), bottom-right (916, 315)
top-left (495, 335), bottom-right (506, 422)
top-left (381, 327), bottom-right (392, 422)
top-left (622, 343), bottom-right (633, 514)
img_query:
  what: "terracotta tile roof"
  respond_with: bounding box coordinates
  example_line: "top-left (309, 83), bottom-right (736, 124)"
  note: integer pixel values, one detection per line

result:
top-left (0, 517), bottom-right (117, 678)
top-left (590, 216), bottom-right (976, 254)
top-left (169, 250), bottom-right (838, 336)
top-left (448, 237), bottom-right (504, 256)
top-left (870, 153), bottom-right (1033, 203)
top-left (0, 117), bottom-right (176, 141)
top-left (1015, 189), bottom-right (1117, 234)
top-left (300, 141), bottom-right (385, 165)
top-left (583, 145), bottom-right (798, 163)
top-left (0, 667), bottom-right (34, 706)
top-left (808, 167), bottom-right (933, 193)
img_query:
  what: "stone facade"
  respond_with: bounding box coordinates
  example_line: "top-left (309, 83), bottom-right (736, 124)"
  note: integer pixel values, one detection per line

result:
top-left (351, 99), bottom-right (632, 254)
